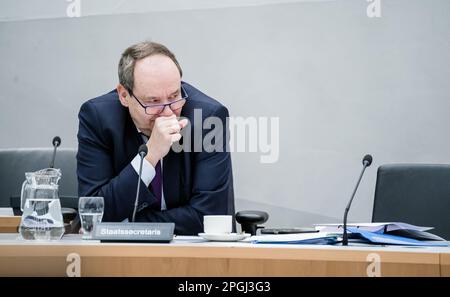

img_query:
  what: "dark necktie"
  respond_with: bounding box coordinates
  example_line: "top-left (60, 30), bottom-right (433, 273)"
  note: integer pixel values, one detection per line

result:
top-left (150, 160), bottom-right (162, 210)
top-left (139, 132), bottom-right (162, 210)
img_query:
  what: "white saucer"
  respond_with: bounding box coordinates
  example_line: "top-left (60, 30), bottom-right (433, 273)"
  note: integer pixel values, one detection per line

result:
top-left (198, 233), bottom-right (251, 242)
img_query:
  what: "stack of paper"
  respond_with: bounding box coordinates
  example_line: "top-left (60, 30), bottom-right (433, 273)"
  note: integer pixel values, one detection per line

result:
top-left (314, 222), bottom-right (433, 233)
top-left (313, 222), bottom-right (447, 246)
top-left (346, 227), bottom-right (448, 247)
top-left (0, 208), bottom-right (14, 216)
top-left (245, 232), bottom-right (340, 245)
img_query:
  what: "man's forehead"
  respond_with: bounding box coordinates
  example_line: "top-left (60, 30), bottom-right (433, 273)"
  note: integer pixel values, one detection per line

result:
top-left (134, 80), bottom-right (181, 99)
top-left (133, 55), bottom-right (181, 96)
top-left (134, 54), bottom-right (179, 77)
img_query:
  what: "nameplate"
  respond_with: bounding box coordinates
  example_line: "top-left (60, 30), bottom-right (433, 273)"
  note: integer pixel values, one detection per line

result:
top-left (93, 222), bottom-right (175, 243)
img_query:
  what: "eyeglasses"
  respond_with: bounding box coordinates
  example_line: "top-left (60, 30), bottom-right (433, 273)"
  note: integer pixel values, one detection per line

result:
top-left (129, 85), bottom-right (189, 116)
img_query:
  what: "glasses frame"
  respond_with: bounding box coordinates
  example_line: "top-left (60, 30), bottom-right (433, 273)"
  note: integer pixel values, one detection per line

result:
top-left (129, 85), bottom-right (189, 116)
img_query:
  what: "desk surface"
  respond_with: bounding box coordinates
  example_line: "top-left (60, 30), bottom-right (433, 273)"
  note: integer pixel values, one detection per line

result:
top-left (1, 234), bottom-right (449, 277)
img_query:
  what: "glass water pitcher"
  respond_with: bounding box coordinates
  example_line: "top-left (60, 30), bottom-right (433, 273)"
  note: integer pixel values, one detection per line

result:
top-left (19, 168), bottom-right (65, 240)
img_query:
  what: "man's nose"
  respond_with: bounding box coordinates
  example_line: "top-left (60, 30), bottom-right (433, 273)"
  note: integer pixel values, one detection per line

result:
top-left (160, 104), bottom-right (174, 116)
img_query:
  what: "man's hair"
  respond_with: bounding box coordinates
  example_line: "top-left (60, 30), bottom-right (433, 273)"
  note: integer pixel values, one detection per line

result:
top-left (118, 41), bottom-right (183, 92)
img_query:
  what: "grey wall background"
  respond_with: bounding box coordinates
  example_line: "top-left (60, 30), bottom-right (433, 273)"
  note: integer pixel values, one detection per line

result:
top-left (1, 0), bottom-right (449, 228)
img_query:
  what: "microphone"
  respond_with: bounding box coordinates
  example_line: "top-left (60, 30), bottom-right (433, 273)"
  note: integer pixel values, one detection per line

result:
top-left (342, 154), bottom-right (373, 246)
top-left (49, 136), bottom-right (61, 168)
top-left (132, 144), bottom-right (148, 222)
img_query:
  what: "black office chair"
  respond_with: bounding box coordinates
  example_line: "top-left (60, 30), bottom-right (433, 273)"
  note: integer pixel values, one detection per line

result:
top-left (0, 148), bottom-right (79, 233)
top-left (372, 164), bottom-right (450, 240)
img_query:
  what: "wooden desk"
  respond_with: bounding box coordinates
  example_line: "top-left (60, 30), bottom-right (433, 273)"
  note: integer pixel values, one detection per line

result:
top-left (0, 234), bottom-right (448, 277)
top-left (0, 216), bottom-right (20, 233)
top-left (440, 253), bottom-right (450, 277)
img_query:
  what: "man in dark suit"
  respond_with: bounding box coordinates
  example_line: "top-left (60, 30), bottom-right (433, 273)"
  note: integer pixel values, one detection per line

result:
top-left (77, 41), bottom-right (234, 235)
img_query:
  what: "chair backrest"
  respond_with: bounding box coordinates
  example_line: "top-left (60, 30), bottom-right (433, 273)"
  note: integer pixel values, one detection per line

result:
top-left (0, 148), bottom-right (78, 208)
top-left (373, 164), bottom-right (450, 240)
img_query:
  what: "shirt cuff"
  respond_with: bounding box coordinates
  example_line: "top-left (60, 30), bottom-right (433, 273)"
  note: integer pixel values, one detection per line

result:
top-left (131, 154), bottom-right (155, 187)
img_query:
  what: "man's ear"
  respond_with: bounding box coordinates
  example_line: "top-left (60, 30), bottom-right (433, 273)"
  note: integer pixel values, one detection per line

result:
top-left (117, 84), bottom-right (130, 107)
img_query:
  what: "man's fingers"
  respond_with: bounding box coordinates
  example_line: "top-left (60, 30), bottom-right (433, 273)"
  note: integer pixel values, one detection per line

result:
top-left (171, 133), bottom-right (182, 142)
top-left (178, 119), bottom-right (189, 129)
top-left (166, 124), bottom-right (181, 134)
top-left (157, 117), bottom-right (180, 129)
top-left (154, 116), bottom-right (187, 136)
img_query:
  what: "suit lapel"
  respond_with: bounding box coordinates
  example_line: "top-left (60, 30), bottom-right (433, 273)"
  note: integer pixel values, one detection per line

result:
top-left (125, 112), bottom-right (143, 160)
top-left (163, 149), bottom-right (182, 209)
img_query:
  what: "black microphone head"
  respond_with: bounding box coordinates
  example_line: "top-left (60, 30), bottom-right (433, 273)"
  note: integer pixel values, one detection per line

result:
top-left (138, 144), bottom-right (148, 157)
top-left (52, 136), bottom-right (61, 147)
top-left (362, 154), bottom-right (373, 167)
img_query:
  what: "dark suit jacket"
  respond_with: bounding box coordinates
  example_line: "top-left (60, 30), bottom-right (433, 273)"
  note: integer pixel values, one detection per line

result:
top-left (77, 82), bottom-right (235, 235)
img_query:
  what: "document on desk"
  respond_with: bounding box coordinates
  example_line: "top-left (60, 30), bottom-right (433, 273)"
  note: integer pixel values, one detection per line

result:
top-left (315, 222), bottom-right (433, 233)
top-left (347, 228), bottom-right (448, 247)
top-left (246, 232), bottom-right (340, 245)
top-left (0, 208), bottom-right (14, 216)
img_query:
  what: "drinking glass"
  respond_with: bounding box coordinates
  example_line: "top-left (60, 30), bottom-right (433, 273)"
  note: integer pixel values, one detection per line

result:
top-left (78, 196), bottom-right (104, 239)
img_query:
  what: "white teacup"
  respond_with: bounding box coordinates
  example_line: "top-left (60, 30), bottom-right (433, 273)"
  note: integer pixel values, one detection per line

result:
top-left (203, 215), bottom-right (232, 234)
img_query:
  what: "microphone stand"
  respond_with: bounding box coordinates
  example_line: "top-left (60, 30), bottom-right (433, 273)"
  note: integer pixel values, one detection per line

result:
top-left (132, 145), bottom-right (147, 222)
top-left (342, 160), bottom-right (371, 246)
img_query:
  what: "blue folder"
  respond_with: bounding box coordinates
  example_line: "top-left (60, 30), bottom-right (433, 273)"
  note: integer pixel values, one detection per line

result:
top-left (347, 227), bottom-right (448, 247)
